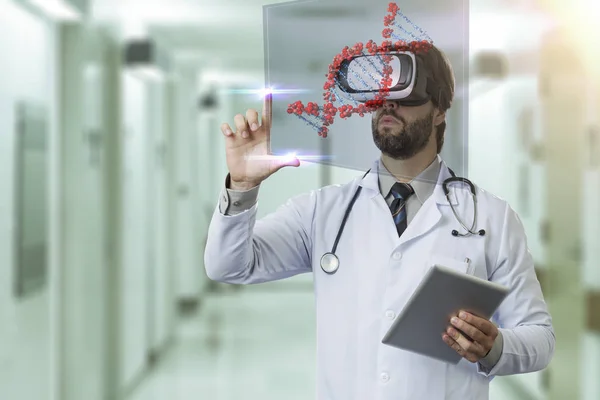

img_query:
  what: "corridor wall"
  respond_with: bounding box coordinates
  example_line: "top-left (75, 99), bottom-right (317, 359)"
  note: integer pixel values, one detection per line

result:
top-left (0, 2), bottom-right (57, 399)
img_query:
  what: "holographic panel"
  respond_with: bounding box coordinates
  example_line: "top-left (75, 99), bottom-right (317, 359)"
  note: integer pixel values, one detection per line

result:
top-left (263, 0), bottom-right (469, 175)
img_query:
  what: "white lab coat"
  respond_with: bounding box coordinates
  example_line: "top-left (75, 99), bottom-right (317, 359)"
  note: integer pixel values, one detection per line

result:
top-left (204, 157), bottom-right (555, 400)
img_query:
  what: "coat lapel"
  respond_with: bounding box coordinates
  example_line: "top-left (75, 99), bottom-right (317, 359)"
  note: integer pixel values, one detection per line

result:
top-left (357, 158), bottom-right (460, 245)
top-left (396, 160), bottom-right (458, 245)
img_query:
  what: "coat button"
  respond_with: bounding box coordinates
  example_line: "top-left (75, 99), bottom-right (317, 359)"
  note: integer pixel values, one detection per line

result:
top-left (392, 252), bottom-right (402, 260)
top-left (380, 372), bottom-right (390, 382)
top-left (385, 310), bottom-right (396, 319)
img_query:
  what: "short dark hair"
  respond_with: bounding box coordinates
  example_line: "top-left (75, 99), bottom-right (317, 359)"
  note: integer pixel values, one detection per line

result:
top-left (415, 44), bottom-right (455, 153)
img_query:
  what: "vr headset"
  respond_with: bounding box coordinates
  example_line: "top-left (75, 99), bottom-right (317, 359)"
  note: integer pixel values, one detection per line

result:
top-left (335, 51), bottom-right (440, 106)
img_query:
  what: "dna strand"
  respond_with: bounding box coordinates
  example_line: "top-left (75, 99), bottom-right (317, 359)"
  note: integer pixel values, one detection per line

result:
top-left (286, 2), bottom-right (433, 137)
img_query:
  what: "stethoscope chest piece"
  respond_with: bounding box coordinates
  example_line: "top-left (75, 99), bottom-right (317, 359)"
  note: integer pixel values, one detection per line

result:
top-left (320, 252), bottom-right (340, 274)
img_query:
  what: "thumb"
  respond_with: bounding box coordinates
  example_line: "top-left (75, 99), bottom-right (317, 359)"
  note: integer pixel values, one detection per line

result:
top-left (281, 154), bottom-right (301, 168)
top-left (271, 154), bottom-right (301, 172)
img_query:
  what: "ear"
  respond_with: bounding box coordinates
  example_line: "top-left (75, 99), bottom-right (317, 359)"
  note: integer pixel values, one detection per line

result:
top-left (433, 109), bottom-right (446, 127)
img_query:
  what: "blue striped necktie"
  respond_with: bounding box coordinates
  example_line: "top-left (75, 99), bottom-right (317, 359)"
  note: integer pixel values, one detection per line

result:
top-left (390, 182), bottom-right (414, 236)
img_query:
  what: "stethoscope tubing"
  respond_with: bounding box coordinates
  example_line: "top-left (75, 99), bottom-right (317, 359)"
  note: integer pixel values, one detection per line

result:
top-left (330, 170), bottom-right (370, 254)
top-left (321, 167), bottom-right (482, 274)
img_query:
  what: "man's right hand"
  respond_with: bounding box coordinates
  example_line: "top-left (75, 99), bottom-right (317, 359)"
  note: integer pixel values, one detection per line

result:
top-left (220, 91), bottom-right (300, 191)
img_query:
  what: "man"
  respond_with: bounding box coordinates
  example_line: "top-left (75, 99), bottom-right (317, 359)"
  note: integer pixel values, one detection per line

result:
top-left (204, 44), bottom-right (555, 399)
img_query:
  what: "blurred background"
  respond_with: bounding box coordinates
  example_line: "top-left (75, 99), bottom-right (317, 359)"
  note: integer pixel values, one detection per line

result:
top-left (0, 0), bottom-right (598, 399)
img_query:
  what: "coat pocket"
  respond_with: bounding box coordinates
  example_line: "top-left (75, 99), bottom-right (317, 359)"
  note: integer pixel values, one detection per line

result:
top-left (428, 254), bottom-right (472, 275)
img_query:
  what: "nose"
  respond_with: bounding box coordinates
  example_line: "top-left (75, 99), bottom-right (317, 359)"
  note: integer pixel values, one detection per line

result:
top-left (382, 100), bottom-right (398, 110)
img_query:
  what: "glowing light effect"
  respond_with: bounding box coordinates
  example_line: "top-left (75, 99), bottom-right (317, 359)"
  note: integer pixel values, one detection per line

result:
top-left (220, 88), bottom-right (311, 96)
top-left (294, 155), bottom-right (335, 161)
top-left (557, 0), bottom-right (600, 75)
top-left (29, 0), bottom-right (82, 21)
top-left (261, 87), bottom-right (273, 97)
top-left (244, 154), bottom-right (334, 162)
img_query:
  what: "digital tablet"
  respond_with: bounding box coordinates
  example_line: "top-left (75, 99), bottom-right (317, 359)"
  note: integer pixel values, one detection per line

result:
top-left (381, 264), bottom-right (509, 364)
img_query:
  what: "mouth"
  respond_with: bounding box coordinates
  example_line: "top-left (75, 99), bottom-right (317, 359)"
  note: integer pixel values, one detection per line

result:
top-left (379, 115), bottom-right (400, 125)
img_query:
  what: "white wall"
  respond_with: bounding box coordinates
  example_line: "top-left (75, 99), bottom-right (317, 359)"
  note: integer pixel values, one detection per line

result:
top-left (0, 2), bottom-right (56, 399)
top-left (59, 24), bottom-right (114, 400)
top-left (195, 89), bottom-right (219, 283)
top-left (147, 80), bottom-right (173, 351)
top-left (120, 71), bottom-right (150, 389)
top-left (117, 48), bottom-right (176, 396)
top-left (175, 67), bottom-right (205, 298)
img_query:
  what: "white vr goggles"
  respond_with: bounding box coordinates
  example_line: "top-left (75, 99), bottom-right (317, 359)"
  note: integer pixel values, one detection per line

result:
top-left (335, 51), bottom-right (440, 106)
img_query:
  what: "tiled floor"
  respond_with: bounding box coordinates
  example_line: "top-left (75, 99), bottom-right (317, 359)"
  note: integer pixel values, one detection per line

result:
top-left (129, 282), bottom-right (522, 400)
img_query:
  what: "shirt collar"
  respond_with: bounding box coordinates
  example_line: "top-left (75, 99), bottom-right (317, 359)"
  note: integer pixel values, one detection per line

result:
top-left (358, 155), bottom-right (456, 205)
top-left (377, 156), bottom-right (441, 205)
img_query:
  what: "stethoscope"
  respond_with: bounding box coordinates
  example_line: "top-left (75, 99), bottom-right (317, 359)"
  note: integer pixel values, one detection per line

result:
top-left (320, 168), bottom-right (485, 274)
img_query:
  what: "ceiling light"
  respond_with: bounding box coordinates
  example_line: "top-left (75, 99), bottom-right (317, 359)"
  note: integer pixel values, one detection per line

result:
top-left (28, 0), bottom-right (85, 22)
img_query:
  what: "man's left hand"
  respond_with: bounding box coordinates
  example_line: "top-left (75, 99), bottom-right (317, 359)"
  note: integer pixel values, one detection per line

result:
top-left (442, 311), bottom-right (498, 363)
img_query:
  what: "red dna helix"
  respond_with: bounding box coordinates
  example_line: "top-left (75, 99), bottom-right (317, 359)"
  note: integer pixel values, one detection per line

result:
top-left (286, 2), bottom-right (433, 137)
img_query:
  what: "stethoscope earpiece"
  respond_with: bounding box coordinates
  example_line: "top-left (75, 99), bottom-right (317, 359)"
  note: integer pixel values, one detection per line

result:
top-left (452, 229), bottom-right (485, 237)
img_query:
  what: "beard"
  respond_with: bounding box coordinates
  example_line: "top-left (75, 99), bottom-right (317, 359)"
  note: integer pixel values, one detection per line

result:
top-left (371, 109), bottom-right (434, 160)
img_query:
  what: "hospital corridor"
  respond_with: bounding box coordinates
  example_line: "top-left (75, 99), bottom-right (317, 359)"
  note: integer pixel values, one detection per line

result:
top-left (1, 0), bottom-right (599, 399)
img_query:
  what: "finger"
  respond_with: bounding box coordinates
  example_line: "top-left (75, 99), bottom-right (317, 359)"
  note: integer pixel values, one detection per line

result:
top-left (442, 333), bottom-right (479, 363)
top-left (442, 333), bottom-right (465, 355)
top-left (450, 316), bottom-right (487, 343)
top-left (233, 114), bottom-right (250, 139)
top-left (246, 109), bottom-right (260, 132)
top-left (458, 311), bottom-right (495, 336)
top-left (447, 326), bottom-right (487, 357)
top-left (262, 91), bottom-right (272, 132)
top-left (262, 91), bottom-right (273, 153)
top-left (221, 122), bottom-right (234, 138)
